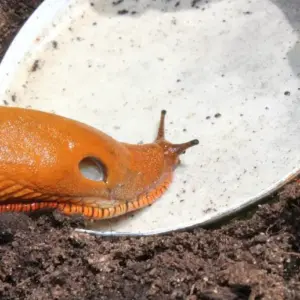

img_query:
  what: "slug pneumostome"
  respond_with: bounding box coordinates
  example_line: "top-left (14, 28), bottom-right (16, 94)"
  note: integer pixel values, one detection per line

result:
top-left (0, 107), bottom-right (198, 220)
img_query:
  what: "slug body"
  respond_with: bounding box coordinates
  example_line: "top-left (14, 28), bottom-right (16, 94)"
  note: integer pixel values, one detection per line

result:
top-left (0, 107), bottom-right (198, 219)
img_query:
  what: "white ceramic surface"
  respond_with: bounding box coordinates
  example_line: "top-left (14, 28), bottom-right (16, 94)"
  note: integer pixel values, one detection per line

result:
top-left (0, 0), bottom-right (300, 236)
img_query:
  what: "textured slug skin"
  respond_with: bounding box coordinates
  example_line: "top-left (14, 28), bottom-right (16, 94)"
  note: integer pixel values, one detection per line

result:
top-left (0, 106), bottom-right (198, 219)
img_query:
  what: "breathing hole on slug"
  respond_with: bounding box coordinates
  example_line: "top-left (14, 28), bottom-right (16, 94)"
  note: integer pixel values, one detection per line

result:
top-left (79, 156), bottom-right (106, 182)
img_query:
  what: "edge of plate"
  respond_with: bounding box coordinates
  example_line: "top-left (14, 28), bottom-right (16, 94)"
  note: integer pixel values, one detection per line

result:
top-left (0, 0), bottom-right (69, 90)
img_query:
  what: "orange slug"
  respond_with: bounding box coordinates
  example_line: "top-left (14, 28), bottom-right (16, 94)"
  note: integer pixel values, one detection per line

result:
top-left (0, 106), bottom-right (198, 220)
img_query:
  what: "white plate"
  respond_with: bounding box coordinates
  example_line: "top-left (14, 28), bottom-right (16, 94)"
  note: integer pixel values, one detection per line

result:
top-left (0, 0), bottom-right (300, 236)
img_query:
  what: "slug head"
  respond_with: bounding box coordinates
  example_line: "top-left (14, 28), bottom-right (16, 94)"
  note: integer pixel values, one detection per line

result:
top-left (78, 109), bottom-right (200, 203)
top-left (78, 110), bottom-right (199, 191)
top-left (154, 110), bottom-right (199, 170)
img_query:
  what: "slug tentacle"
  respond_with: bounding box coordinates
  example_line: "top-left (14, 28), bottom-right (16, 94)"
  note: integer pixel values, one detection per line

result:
top-left (169, 139), bottom-right (199, 155)
top-left (156, 109), bottom-right (167, 140)
top-left (0, 107), bottom-right (198, 220)
top-left (154, 109), bottom-right (199, 169)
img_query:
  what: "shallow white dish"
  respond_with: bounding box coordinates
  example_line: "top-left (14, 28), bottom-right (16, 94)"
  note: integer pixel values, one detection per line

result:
top-left (0, 0), bottom-right (300, 236)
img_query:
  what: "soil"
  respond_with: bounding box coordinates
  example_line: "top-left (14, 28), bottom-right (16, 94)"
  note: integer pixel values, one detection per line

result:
top-left (1, 1), bottom-right (300, 299)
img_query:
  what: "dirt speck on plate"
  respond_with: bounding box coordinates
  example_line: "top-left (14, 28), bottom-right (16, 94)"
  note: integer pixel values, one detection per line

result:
top-left (0, 1), bottom-right (300, 299)
top-left (30, 59), bottom-right (40, 72)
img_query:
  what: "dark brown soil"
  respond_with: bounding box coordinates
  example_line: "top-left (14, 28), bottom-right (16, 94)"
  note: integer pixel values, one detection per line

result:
top-left (1, 1), bottom-right (300, 299)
